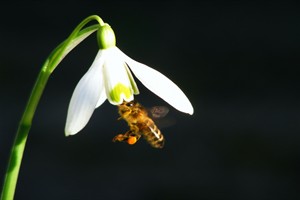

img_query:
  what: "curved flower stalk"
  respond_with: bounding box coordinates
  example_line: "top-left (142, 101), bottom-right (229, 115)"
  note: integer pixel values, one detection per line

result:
top-left (1, 15), bottom-right (105, 200)
top-left (65, 24), bottom-right (194, 136)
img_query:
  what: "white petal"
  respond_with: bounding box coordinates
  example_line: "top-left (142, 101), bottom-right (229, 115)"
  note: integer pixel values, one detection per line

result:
top-left (117, 48), bottom-right (194, 115)
top-left (95, 89), bottom-right (107, 108)
top-left (124, 63), bottom-right (139, 95)
top-left (65, 50), bottom-right (105, 136)
top-left (102, 47), bottom-right (135, 105)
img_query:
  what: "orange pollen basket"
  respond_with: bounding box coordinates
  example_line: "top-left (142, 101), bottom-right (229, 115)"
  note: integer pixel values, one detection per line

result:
top-left (127, 136), bottom-right (137, 145)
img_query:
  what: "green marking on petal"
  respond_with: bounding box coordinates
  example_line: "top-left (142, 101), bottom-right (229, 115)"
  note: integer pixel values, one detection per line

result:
top-left (109, 83), bottom-right (132, 103)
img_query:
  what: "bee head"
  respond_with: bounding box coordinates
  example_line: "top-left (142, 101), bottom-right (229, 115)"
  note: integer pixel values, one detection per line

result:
top-left (119, 101), bottom-right (137, 116)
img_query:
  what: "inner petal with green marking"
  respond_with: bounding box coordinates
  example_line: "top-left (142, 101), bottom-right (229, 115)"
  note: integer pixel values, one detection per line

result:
top-left (109, 83), bottom-right (132, 103)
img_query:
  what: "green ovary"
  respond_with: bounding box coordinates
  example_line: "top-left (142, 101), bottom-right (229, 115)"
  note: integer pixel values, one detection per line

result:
top-left (109, 83), bottom-right (132, 102)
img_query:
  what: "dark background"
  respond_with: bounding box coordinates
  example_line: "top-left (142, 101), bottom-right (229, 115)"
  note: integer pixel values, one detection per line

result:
top-left (1, 1), bottom-right (300, 200)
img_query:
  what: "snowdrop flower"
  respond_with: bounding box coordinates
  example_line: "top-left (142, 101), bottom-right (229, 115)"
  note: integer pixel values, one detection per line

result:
top-left (65, 24), bottom-right (194, 136)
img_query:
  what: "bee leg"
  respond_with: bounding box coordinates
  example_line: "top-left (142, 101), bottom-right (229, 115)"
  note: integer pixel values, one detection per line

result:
top-left (128, 131), bottom-right (141, 141)
top-left (117, 116), bottom-right (123, 120)
top-left (112, 130), bottom-right (141, 146)
top-left (112, 132), bottom-right (129, 143)
top-left (112, 130), bottom-right (135, 142)
top-left (122, 131), bottom-right (140, 145)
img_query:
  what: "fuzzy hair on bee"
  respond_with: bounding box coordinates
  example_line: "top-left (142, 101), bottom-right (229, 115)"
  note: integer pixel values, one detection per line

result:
top-left (113, 100), bottom-right (166, 148)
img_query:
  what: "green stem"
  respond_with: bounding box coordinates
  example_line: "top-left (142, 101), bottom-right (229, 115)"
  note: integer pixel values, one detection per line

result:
top-left (0, 66), bottom-right (50, 200)
top-left (1, 15), bottom-right (104, 200)
top-left (48, 15), bottom-right (104, 73)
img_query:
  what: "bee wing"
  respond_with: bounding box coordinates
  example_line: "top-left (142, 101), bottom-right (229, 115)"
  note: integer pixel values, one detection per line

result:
top-left (148, 106), bottom-right (169, 119)
top-left (147, 106), bottom-right (176, 129)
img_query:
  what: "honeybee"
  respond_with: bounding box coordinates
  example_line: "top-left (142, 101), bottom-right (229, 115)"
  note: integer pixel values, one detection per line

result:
top-left (112, 100), bottom-right (169, 148)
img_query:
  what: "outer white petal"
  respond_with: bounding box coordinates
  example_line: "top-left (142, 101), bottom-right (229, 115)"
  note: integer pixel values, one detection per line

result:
top-left (95, 88), bottom-right (107, 108)
top-left (65, 50), bottom-right (105, 136)
top-left (116, 48), bottom-right (194, 115)
top-left (102, 47), bottom-right (135, 105)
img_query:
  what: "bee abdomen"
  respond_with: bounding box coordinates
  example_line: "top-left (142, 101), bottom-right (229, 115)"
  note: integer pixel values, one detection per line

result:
top-left (143, 119), bottom-right (165, 148)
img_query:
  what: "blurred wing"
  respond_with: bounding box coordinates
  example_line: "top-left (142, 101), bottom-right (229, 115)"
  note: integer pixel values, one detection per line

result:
top-left (148, 106), bottom-right (169, 119)
top-left (147, 106), bottom-right (176, 129)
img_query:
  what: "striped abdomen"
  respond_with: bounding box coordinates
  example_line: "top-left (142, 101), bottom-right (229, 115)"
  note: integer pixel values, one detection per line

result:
top-left (139, 118), bottom-right (164, 148)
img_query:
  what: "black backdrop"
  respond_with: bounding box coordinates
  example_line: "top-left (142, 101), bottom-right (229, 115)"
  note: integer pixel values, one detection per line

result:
top-left (1, 1), bottom-right (299, 200)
